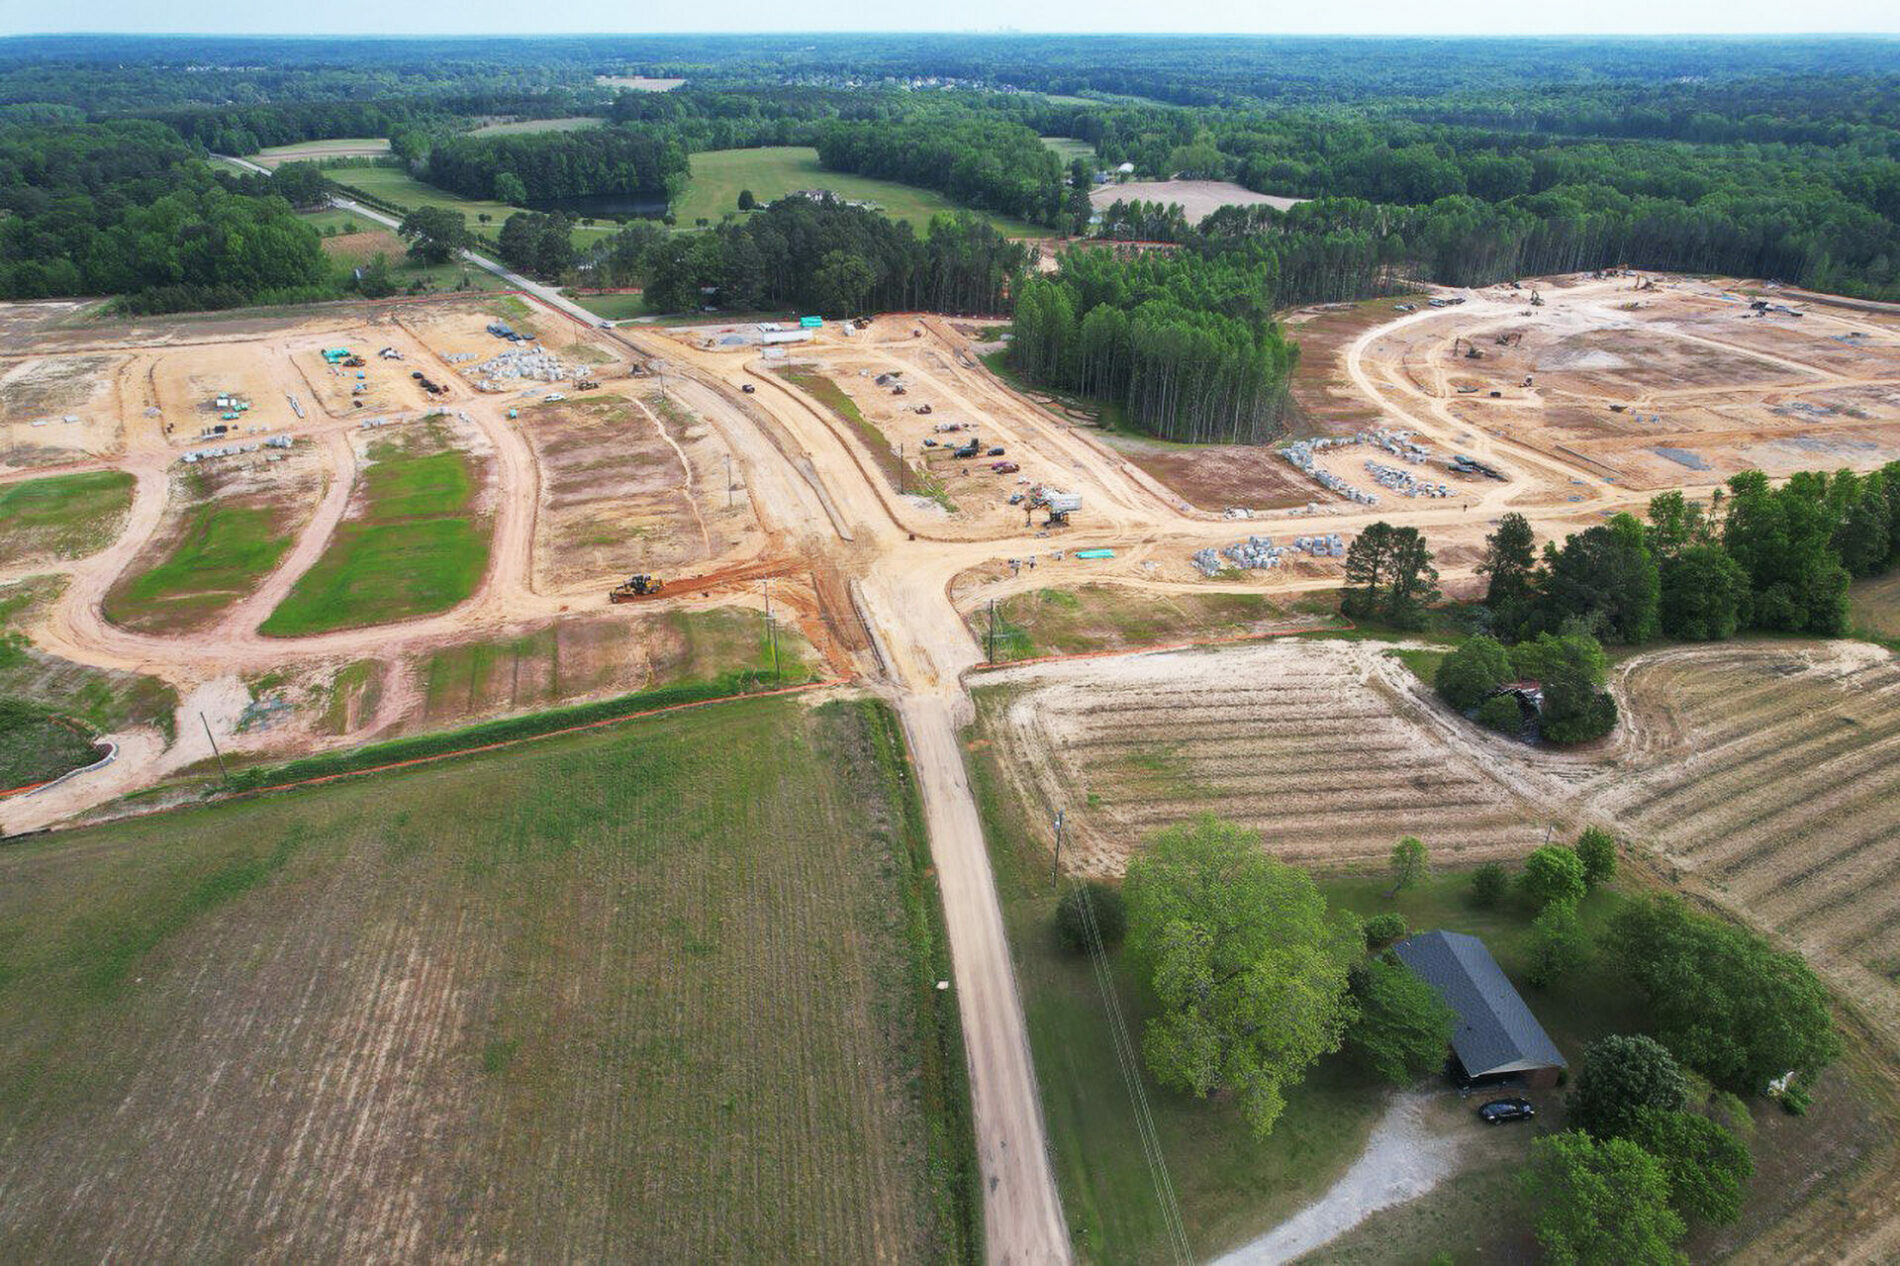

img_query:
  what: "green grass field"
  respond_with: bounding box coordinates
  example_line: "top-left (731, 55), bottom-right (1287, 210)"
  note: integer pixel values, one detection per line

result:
top-left (104, 502), bottom-right (293, 633)
top-left (0, 470), bottom-right (134, 563)
top-left (1850, 570), bottom-right (1900, 646)
top-left (0, 694), bottom-right (974, 1261)
top-left (1041, 136), bottom-right (1097, 164)
top-left (672, 147), bottom-right (1057, 238)
top-left (566, 291), bottom-right (649, 320)
top-left (324, 165), bottom-right (618, 246)
top-left (261, 433), bottom-right (488, 637)
top-left (470, 117), bottom-right (604, 135)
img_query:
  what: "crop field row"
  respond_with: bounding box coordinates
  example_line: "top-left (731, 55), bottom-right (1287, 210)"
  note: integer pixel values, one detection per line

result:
top-left (1580, 644), bottom-right (1900, 1020)
top-left (0, 695), bottom-right (968, 1261)
top-left (978, 640), bottom-right (1549, 875)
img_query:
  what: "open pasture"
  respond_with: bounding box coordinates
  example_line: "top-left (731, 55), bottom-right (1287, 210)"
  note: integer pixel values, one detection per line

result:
top-left (672, 147), bottom-right (1057, 238)
top-left (0, 695), bottom-right (968, 1262)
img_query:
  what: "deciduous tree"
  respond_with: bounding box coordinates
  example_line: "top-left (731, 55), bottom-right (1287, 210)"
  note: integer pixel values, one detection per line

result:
top-left (1124, 815), bottom-right (1360, 1136)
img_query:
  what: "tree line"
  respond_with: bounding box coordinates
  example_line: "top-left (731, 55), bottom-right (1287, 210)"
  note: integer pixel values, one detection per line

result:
top-left (0, 120), bottom-right (328, 310)
top-left (426, 128), bottom-right (688, 203)
top-left (815, 114), bottom-right (1066, 226)
top-left (594, 195), bottom-right (1029, 318)
top-left (1008, 248), bottom-right (1299, 444)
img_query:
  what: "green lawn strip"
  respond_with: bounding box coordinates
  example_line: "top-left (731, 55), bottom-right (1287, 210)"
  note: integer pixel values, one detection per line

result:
top-left (0, 695), bottom-right (965, 1259)
top-left (673, 147), bottom-right (1056, 238)
top-left (1041, 137), bottom-right (1097, 163)
top-left (105, 502), bottom-right (292, 633)
top-left (1390, 645), bottom-right (1450, 686)
top-left (260, 444), bottom-right (488, 637)
top-left (0, 471), bottom-right (135, 562)
top-left (222, 671), bottom-right (809, 792)
top-left (565, 291), bottom-right (649, 320)
top-left (773, 367), bottom-right (910, 494)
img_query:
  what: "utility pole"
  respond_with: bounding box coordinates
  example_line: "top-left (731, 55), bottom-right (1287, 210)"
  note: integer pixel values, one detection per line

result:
top-left (763, 577), bottom-right (779, 681)
top-left (201, 712), bottom-right (229, 785)
top-left (1050, 809), bottom-right (1065, 888)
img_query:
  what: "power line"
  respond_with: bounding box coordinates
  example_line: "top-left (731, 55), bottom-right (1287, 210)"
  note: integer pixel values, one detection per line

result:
top-left (1071, 875), bottom-right (1192, 1263)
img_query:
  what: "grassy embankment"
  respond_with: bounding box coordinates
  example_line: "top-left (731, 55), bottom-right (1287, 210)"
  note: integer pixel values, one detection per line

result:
top-left (0, 694), bottom-right (975, 1261)
top-left (1041, 137), bottom-right (1097, 164)
top-left (672, 146), bottom-right (1058, 239)
top-left (771, 366), bottom-right (954, 509)
top-left (0, 577), bottom-right (176, 741)
top-left (976, 585), bottom-right (1313, 661)
top-left (260, 428), bottom-right (487, 637)
top-left (0, 699), bottom-right (100, 789)
top-left (0, 470), bottom-right (135, 562)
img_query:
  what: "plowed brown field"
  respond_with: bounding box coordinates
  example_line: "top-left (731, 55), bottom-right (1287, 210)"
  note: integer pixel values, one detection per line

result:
top-left (0, 695), bottom-right (968, 1262)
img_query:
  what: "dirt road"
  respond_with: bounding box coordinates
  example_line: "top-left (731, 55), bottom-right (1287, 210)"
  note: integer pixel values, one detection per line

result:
top-left (17, 274), bottom-right (1900, 1261)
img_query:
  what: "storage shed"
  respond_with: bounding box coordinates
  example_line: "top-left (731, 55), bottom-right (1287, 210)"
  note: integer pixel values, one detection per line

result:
top-left (1392, 930), bottom-right (1568, 1089)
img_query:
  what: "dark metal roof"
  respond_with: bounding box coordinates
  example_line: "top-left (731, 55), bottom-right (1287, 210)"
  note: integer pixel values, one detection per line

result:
top-left (1392, 930), bottom-right (1567, 1077)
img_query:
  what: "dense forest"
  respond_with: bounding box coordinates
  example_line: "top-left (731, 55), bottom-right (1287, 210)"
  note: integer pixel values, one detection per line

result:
top-left (1009, 250), bottom-right (1300, 443)
top-left (0, 119), bottom-right (327, 309)
top-left (816, 115), bottom-right (1065, 226)
top-left (427, 128), bottom-right (688, 202)
top-left (634, 197), bottom-right (1030, 317)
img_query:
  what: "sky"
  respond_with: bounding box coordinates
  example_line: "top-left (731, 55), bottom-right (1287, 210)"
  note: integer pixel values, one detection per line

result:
top-left (7, 0), bottom-right (1900, 36)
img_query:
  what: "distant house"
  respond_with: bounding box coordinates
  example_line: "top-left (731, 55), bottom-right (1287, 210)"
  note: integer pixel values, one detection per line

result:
top-left (1392, 930), bottom-right (1568, 1089)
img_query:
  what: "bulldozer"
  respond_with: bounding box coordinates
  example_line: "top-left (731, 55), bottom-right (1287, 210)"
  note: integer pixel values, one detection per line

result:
top-left (609, 574), bottom-right (666, 603)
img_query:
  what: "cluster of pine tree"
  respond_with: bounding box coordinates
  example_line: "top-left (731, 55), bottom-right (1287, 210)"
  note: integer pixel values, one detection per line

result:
top-left (1008, 247), bottom-right (1299, 444)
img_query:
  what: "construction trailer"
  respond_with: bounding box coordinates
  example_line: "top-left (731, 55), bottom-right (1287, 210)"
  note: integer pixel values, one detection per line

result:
top-left (1032, 487), bottom-right (1082, 525)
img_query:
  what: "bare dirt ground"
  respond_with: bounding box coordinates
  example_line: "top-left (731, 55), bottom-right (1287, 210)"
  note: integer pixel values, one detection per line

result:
top-left (1090, 180), bottom-right (1307, 220)
top-left (11, 277), bottom-right (1900, 1264)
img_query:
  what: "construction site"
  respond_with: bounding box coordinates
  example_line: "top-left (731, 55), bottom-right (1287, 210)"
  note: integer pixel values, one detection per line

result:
top-left (5, 271), bottom-right (1900, 1264)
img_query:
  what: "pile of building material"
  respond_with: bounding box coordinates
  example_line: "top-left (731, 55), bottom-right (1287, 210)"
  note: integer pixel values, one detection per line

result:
top-left (1281, 436), bottom-right (1379, 505)
top-left (1192, 535), bottom-right (1288, 577)
top-left (1369, 427), bottom-right (1432, 464)
top-left (181, 441), bottom-right (261, 464)
top-left (1448, 454), bottom-right (1507, 481)
top-left (1294, 533), bottom-right (1347, 558)
top-left (1365, 460), bottom-right (1451, 497)
top-left (467, 346), bottom-right (581, 392)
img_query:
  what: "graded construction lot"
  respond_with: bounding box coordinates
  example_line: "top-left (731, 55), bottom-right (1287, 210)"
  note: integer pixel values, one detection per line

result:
top-left (11, 276), bottom-right (1900, 1263)
top-left (1090, 179), bottom-right (1307, 220)
top-left (0, 695), bottom-right (971, 1262)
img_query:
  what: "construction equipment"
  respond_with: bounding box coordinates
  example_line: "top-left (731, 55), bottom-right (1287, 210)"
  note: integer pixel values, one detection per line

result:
top-left (609, 574), bottom-right (666, 603)
top-left (575, 379), bottom-right (600, 391)
top-left (1522, 375), bottom-right (1534, 387)
top-left (952, 439), bottom-right (981, 459)
top-left (1529, 290), bottom-right (1545, 307)
top-left (1494, 331), bottom-right (1523, 346)
top-left (1031, 486), bottom-right (1082, 525)
top-left (916, 404), bottom-right (933, 415)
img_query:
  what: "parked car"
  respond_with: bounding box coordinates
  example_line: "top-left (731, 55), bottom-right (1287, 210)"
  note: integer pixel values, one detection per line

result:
top-left (992, 461), bottom-right (1020, 474)
top-left (987, 446), bottom-right (1006, 457)
top-left (741, 383), bottom-right (756, 393)
top-left (1477, 1098), bottom-right (1536, 1124)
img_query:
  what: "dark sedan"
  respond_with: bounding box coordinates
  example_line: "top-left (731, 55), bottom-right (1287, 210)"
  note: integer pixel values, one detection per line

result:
top-left (1477, 1097), bottom-right (1536, 1124)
